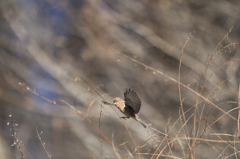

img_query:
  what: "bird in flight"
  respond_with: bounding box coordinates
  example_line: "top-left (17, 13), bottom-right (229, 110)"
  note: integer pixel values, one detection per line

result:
top-left (103, 88), bottom-right (147, 128)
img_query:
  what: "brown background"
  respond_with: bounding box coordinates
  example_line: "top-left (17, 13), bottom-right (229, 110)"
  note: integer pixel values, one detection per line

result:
top-left (0, 0), bottom-right (240, 158)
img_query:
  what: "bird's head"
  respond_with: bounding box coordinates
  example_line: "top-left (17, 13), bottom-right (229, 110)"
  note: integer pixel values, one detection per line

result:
top-left (113, 97), bottom-right (125, 109)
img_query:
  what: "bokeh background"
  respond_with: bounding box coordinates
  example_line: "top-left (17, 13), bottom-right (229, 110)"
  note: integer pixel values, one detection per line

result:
top-left (1, 0), bottom-right (240, 158)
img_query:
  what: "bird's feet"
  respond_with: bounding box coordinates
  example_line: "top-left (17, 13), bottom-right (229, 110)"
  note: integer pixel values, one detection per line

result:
top-left (102, 100), bottom-right (114, 105)
top-left (102, 100), bottom-right (107, 104)
top-left (120, 117), bottom-right (129, 120)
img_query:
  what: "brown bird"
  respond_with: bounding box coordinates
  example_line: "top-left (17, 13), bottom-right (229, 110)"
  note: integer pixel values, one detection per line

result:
top-left (103, 88), bottom-right (147, 128)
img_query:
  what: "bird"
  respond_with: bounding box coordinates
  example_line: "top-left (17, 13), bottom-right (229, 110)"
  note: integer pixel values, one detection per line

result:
top-left (103, 88), bottom-right (147, 128)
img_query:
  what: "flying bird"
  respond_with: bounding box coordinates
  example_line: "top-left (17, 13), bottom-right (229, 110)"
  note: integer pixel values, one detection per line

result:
top-left (103, 88), bottom-right (147, 128)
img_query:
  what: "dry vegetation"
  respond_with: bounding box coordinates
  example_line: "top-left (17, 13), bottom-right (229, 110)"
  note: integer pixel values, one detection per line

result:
top-left (1, 0), bottom-right (240, 159)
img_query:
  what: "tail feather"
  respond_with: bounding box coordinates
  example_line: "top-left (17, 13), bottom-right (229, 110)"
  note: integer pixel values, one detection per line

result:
top-left (136, 118), bottom-right (147, 128)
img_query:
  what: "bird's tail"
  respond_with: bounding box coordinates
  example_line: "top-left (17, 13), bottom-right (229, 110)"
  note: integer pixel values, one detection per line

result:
top-left (135, 114), bottom-right (147, 128)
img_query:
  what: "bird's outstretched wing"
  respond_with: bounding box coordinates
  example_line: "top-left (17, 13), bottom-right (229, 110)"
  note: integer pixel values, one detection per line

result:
top-left (124, 88), bottom-right (141, 114)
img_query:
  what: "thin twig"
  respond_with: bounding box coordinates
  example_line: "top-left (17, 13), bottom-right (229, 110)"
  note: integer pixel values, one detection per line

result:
top-left (99, 103), bottom-right (104, 159)
top-left (36, 126), bottom-right (52, 159)
top-left (238, 84), bottom-right (240, 137)
top-left (9, 115), bottom-right (25, 159)
top-left (178, 32), bottom-right (194, 158)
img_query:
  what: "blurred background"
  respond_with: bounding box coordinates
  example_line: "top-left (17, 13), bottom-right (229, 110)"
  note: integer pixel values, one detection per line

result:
top-left (0, 0), bottom-right (240, 158)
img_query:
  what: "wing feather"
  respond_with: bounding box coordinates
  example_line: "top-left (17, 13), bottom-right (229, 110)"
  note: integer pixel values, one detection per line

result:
top-left (124, 88), bottom-right (141, 114)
